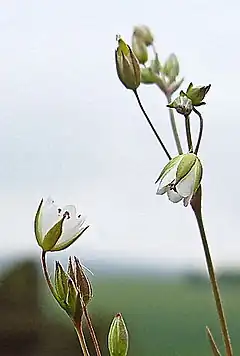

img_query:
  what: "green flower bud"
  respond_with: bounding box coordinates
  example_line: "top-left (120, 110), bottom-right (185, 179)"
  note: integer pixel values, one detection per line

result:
top-left (133, 25), bottom-right (154, 46)
top-left (156, 153), bottom-right (203, 207)
top-left (185, 82), bottom-right (211, 106)
top-left (162, 53), bottom-right (179, 83)
top-left (140, 67), bottom-right (156, 84)
top-left (34, 198), bottom-right (89, 252)
top-left (108, 313), bottom-right (129, 356)
top-left (167, 93), bottom-right (193, 116)
top-left (53, 257), bottom-right (93, 324)
top-left (150, 53), bottom-right (161, 74)
top-left (115, 36), bottom-right (140, 90)
top-left (132, 34), bottom-right (148, 65)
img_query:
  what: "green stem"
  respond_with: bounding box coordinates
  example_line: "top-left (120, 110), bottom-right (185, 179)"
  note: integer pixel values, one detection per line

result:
top-left (75, 323), bottom-right (91, 356)
top-left (82, 301), bottom-right (102, 356)
top-left (193, 107), bottom-right (203, 154)
top-left (133, 90), bottom-right (172, 160)
top-left (166, 94), bottom-right (183, 154)
top-left (41, 251), bottom-right (56, 298)
top-left (184, 115), bottom-right (193, 152)
top-left (191, 188), bottom-right (233, 356)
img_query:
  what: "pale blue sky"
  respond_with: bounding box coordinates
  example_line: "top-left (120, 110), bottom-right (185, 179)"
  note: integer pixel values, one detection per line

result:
top-left (1, 0), bottom-right (240, 269)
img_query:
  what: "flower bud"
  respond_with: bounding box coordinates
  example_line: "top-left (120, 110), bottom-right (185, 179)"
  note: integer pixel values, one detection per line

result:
top-left (133, 25), bottom-right (154, 46)
top-left (115, 36), bottom-right (140, 90)
top-left (54, 257), bottom-right (93, 324)
top-left (140, 67), bottom-right (156, 84)
top-left (162, 53), bottom-right (179, 83)
top-left (54, 261), bottom-right (81, 320)
top-left (132, 34), bottom-right (148, 65)
top-left (108, 313), bottom-right (129, 356)
top-left (156, 153), bottom-right (203, 207)
top-left (150, 53), bottom-right (161, 74)
top-left (185, 82), bottom-right (211, 106)
top-left (167, 93), bottom-right (193, 116)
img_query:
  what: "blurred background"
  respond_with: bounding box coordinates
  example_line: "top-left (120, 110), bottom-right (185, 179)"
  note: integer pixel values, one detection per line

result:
top-left (1, 0), bottom-right (240, 355)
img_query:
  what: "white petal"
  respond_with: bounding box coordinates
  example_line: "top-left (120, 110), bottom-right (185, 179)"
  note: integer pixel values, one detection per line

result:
top-left (57, 205), bottom-right (86, 245)
top-left (176, 166), bottom-right (196, 197)
top-left (167, 188), bottom-right (183, 203)
top-left (156, 185), bottom-right (168, 195)
top-left (158, 164), bottom-right (178, 191)
top-left (40, 197), bottom-right (61, 236)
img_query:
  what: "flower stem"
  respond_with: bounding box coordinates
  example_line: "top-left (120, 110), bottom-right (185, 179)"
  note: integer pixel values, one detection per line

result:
top-left (166, 94), bottom-right (183, 155)
top-left (41, 250), bottom-right (56, 297)
top-left (191, 187), bottom-right (233, 356)
top-left (206, 326), bottom-right (221, 356)
top-left (82, 302), bottom-right (102, 356)
top-left (193, 107), bottom-right (203, 154)
top-left (133, 89), bottom-right (172, 160)
top-left (184, 115), bottom-right (193, 152)
top-left (75, 323), bottom-right (91, 356)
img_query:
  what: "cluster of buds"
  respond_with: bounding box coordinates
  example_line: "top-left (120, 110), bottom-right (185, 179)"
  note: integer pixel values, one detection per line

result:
top-left (168, 83), bottom-right (211, 115)
top-left (54, 257), bottom-right (92, 324)
top-left (115, 25), bottom-right (183, 97)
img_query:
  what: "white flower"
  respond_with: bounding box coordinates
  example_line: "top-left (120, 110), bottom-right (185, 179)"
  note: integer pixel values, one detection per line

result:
top-left (34, 197), bottom-right (88, 252)
top-left (156, 153), bottom-right (202, 207)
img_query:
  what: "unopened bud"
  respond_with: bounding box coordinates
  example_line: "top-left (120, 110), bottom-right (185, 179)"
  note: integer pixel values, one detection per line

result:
top-left (132, 34), bottom-right (148, 65)
top-left (115, 36), bottom-right (140, 90)
top-left (162, 53), bottom-right (179, 83)
top-left (186, 82), bottom-right (211, 106)
top-left (140, 67), bottom-right (156, 84)
top-left (167, 93), bottom-right (193, 116)
top-left (150, 53), bottom-right (161, 74)
top-left (133, 25), bottom-right (154, 46)
top-left (108, 313), bottom-right (129, 356)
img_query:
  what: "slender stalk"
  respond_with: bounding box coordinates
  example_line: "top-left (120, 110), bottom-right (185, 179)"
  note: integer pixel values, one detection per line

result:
top-left (191, 187), bottom-right (233, 356)
top-left (206, 326), bottom-right (222, 356)
top-left (75, 324), bottom-right (91, 356)
top-left (184, 115), bottom-right (193, 152)
top-left (133, 89), bottom-right (172, 160)
top-left (166, 94), bottom-right (183, 154)
top-left (193, 107), bottom-right (203, 154)
top-left (41, 250), bottom-right (56, 297)
top-left (82, 302), bottom-right (102, 356)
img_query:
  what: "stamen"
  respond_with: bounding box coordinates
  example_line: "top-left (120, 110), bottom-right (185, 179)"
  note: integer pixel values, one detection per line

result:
top-left (63, 211), bottom-right (70, 219)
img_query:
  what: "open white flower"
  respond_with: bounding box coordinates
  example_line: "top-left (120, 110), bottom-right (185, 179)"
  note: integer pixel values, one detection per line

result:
top-left (156, 153), bottom-right (202, 207)
top-left (34, 197), bottom-right (89, 252)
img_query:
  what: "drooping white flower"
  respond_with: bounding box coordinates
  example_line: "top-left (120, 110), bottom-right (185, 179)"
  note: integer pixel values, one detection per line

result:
top-left (34, 197), bottom-right (89, 252)
top-left (156, 153), bottom-right (202, 207)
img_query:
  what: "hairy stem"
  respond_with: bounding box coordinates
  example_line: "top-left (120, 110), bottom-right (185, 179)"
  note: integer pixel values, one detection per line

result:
top-left (166, 94), bottom-right (183, 154)
top-left (75, 323), bottom-right (91, 356)
top-left (206, 326), bottom-right (222, 356)
top-left (191, 188), bottom-right (233, 356)
top-left (133, 90), bottom-right (172, 160)
top-left (184, 115), bottom-right (193, 152)
top-left (193, 107), bottom-right (203, 154)
top-left (82, 302), bottom-right (102, 356)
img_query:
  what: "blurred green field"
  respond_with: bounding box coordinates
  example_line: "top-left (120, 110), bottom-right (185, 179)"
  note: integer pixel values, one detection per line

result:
top-left (48, 272), bottom-right (240, 356)
top-left (1, 261), bottom-right (240, 356)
